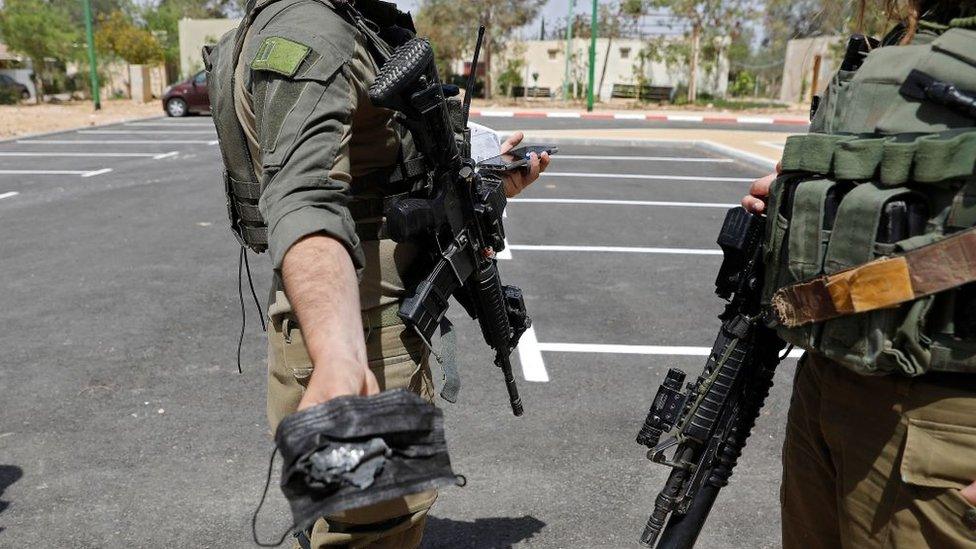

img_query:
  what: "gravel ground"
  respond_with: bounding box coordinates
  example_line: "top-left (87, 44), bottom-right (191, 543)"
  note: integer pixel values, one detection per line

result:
top-left (0, 100), bottom-right (161, 140)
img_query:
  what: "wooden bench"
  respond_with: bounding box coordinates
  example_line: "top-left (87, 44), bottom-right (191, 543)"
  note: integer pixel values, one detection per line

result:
top-left (611, 84), bottom-right (674, 102)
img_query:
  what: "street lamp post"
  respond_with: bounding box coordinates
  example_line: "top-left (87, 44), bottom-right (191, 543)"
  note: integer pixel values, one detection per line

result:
top-left (82, 0), bottom-right (101, 110)
top-left (586, 0), bottom-right (597, 112)
top-left (561, 0), bottom-right (576, 101)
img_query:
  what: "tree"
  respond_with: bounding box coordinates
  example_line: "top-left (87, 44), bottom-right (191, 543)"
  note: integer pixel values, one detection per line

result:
top-left (96, 10), bottom-right (164, 65)
top-left (645, 0), bottom-right (753, 102)
top-left (141, 0), bottom-right (238, 81)
top-left (414, 0), bottom-right (545, 99)
top-left (0, 0), bottom-right (80, 103)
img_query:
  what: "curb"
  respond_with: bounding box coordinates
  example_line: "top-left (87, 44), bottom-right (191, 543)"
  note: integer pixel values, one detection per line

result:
top-left (0, 113), bottom-right (167, 144)
top-left (472, 109), bottom-right (809, 127)
top-left (503, 132), bottom-right (778, 172)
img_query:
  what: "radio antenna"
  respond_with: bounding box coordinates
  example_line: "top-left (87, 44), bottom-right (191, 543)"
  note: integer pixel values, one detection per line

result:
top-left (462, 26), bottom-right (486, 128)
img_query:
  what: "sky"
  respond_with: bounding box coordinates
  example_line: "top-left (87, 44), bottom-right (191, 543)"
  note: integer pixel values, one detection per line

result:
top-left (399, 0), bottom-right (589, 37)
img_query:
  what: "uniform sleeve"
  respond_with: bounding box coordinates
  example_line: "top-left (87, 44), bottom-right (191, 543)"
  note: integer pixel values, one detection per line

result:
top-left (254, 58), bottom-right (364, 272)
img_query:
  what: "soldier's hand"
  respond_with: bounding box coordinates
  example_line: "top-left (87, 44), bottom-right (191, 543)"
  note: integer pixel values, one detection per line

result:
top-left (298, 364), bottom-right (380, 411)
top-left (499, 131), bottom-right (550, 198)
top-left (741, 162), bottom-right (782, 214)
top-left (963, 481), bottom-right (976, 505)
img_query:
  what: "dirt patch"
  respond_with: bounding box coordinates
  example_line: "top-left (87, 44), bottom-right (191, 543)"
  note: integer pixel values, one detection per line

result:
top-left (0, 100), bottom-right (163, 140)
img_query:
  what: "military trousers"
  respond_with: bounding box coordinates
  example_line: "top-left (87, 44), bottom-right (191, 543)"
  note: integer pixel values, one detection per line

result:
top-left (781, 352), bottom-right (976, 548)
top-left (267, 290), bottom-right (437, 549)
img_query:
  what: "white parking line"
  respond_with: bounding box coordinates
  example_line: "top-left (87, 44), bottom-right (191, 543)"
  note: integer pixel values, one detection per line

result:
top-left (507, 245), bottom-right (721, 255)
top-left (0, 191), bottom-right (19, 200)
top-left (19, 140), bottom-right (218, 145)
top-left (535, 342), bottom-right (805, 358)
top-left (0, 168), bottom-right (112, 177)
top-left (509, 198), bottom-right (737, 209)
top-left (125, 122), bottom-right (215, 127)
top-left (82, 168), bottom-right (113, 178)
top-left (556, 155), bottom-right (735, 163)
top-left (78, 130), bottom-right (216, 135)
top-left (517, 326), bottom-right (549, 382)
top-left (761, 142), bottom-right (786, 151)
top-left (542, 172), bottom-right (754, 183)
top-left (0, 151), bottom-right (179, 159)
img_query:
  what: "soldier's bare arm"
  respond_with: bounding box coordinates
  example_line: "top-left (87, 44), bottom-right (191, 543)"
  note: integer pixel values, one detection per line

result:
top-left (282, 235), bottom-right (379, 410)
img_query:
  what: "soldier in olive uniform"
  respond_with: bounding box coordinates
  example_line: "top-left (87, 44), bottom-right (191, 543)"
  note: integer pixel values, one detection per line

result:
top-left (206, 1), bottom-right (549, 546)
top-left (742, 1), bottom-right (976, 547)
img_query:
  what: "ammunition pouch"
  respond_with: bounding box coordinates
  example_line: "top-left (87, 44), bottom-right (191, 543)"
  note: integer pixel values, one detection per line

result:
top-left (764, 26), bottom-right (976, 377)
top-left (763, 140), bottom-right (976, 376)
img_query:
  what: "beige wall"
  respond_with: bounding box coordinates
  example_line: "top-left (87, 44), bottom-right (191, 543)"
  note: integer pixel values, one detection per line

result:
top-left (489, 38), bottom-right (728, 100)
top-left (779, 36), bottom-right (843, 104)
top-left (179, 18), bottom-right (241, 80)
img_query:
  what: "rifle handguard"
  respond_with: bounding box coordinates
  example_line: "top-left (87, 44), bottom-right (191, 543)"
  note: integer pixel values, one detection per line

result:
top-left (368, 38), bottom-right (436, 111)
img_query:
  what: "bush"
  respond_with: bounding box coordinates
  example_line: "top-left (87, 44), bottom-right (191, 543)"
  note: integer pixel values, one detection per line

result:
top-left (0, 86), bottom-right (21, 105)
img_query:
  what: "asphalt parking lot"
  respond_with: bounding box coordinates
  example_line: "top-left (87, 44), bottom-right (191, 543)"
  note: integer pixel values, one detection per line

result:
top-left (0, 116), bottom-right (796, 548)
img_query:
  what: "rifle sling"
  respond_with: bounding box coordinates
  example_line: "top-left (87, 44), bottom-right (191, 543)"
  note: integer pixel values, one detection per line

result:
top-left (772, 227), bottom-right (976, 328)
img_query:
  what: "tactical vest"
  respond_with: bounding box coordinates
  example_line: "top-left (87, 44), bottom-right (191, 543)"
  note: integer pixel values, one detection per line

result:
top-left (763, 26), bottom-right (976, 376)
top-left (202, 0), bottom-right (424, 254)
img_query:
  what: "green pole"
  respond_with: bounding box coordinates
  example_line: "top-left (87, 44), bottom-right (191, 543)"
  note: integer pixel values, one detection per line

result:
top-left (586, 0), bottom-right (597, 112)
top-left (561, 0), bottom-right (576, 100)
top-left (82, 0), bottom-right (101, 110)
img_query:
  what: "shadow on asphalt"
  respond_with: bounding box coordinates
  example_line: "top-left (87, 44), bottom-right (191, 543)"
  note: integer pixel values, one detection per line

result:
top-left (0, 465), bottom-right (23, 534)
top-left (421, 515), bottom-right (546, 548)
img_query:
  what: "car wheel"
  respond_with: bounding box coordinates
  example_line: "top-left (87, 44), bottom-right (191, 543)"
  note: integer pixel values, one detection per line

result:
top-left (20, 90), bottom-right (30, 101)
top-left (166, 98), bottom-right (188, 117)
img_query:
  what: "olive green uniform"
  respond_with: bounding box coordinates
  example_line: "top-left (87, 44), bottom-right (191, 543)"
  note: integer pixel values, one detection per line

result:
top-left (209, 0), bottom-right (436, 546)
top-left (767, 12), bottom-right (976, 547)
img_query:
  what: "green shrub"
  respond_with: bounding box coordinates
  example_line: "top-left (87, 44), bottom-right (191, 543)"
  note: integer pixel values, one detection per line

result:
top-left (0, 86), bottom-right (21, 105)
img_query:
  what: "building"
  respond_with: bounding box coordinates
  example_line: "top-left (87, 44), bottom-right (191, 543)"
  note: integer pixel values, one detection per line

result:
top-left (779, 36), bottom-right (844, 104)
top-left (484, 37), bottom-right (728, 101)
top-left (178, 18), bottom-right (242, 80)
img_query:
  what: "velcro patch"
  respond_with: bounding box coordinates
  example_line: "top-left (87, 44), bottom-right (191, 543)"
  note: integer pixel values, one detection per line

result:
top-left (251, 36), bottom-right (310, 77)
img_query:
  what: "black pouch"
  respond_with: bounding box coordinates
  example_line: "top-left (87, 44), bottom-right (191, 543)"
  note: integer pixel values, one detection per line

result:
top-left (275, 390), bottom-right (457, 533)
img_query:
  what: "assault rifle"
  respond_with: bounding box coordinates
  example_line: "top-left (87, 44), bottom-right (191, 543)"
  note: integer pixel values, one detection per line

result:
top-left (635, 207), bottom-right (787, 548)
top-left (368, 32), bottom-right (529, 416)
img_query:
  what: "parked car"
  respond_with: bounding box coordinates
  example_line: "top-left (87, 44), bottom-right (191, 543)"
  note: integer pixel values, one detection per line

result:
top-left (0, 74), bottom-right (30, 101)
top-left (162, 71), bottom-right (210, 117)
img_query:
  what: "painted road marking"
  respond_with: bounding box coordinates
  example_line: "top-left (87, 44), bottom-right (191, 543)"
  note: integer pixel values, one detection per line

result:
top-left (535, 342), bottom-right (805, 358)
top-left (556, 155), bottom-right (734, 163)
top-left (613, 113), bottom-right (647, 120)
top-left (761, 142), bottom-right (786, 151)
top-left (543, 172), bottom-right (755, 183)
top-left (78, 130), bottom-right (216, 135)
top-left (663, 114), bottom-right (705, 122)
top-left (737, 117), bottom-right (776, 124)
top-left (507, 245), bottom-right (722, 255)
top-left (0, 169), bottom-right (113, 177)
top-left (546, 112), bottom-right (582, 119)
top-left (0, 151), bottom-right (179, 159)
top-left (0, 191), bottom-right (19, 200)
top-left (509, 198), bottom-right (737, 209)
top-left (479, 111), bottom-right (515, 118)
top-left (517, 326), bottom-right (549, 382)
top-left (81, 168), bottom-right (113, 178)
top-left (125, 122), bottom-right (215, 127)
top-left (19, 140), bottom-right (219, 145)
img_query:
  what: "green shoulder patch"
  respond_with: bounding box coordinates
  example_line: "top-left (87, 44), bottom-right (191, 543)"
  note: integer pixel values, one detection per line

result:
top-left (251, 36), bottom-right (310, 77)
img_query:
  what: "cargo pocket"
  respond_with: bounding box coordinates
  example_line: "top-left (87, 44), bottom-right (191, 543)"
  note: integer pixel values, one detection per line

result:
top-left (899, 418), bottom-right (976, 542)
top-left (365, 325), bottom-right (434, 403)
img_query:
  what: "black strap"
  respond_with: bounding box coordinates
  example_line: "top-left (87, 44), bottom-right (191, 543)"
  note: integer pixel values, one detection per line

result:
top-left (293, 530), bottom-right (313, 549)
